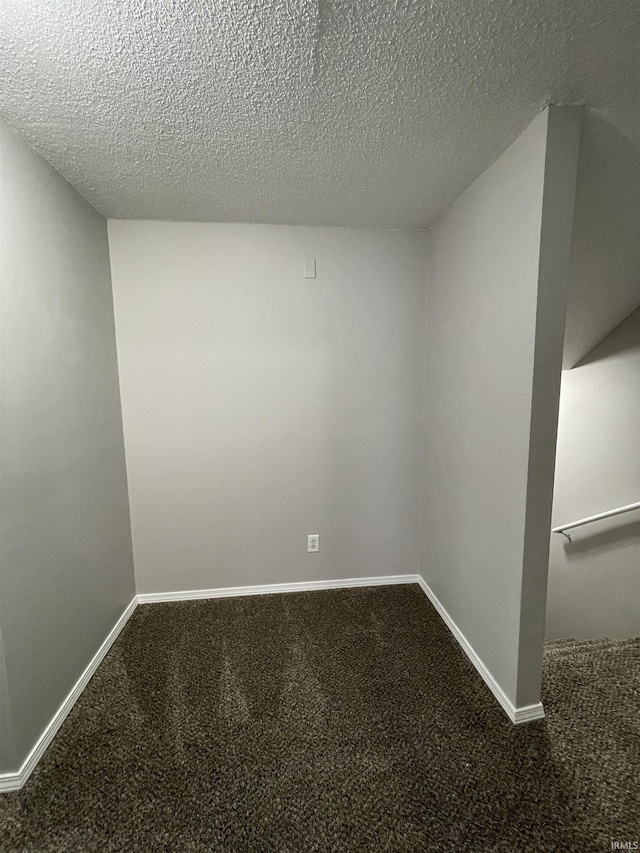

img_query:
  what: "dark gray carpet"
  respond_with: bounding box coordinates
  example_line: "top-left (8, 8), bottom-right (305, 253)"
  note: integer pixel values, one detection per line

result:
top-left (0, 585), bottom-right (638, 852)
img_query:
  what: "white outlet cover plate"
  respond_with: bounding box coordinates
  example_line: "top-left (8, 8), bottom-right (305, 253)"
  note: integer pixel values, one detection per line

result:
top-left (308, 534), bottom-right (319, 552)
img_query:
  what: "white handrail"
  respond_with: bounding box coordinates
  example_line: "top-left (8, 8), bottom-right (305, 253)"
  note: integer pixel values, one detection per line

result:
top-left (553, 501), bottom-right (640, 541)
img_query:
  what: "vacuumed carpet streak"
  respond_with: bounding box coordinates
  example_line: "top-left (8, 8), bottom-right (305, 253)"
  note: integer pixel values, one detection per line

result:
top-left (0, 584), bottom-right (638, 851)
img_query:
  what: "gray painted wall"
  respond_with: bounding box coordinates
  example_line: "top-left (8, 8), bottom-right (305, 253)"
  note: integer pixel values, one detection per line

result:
top-left (0, 118), bottom-right (135, 774)
top-left (421, 107), bottom-right (580, 710)
top-left (547, 308), bottom-right (640, 639)
top-left (563, 114), bottom-right (640, 369)
top-left (0, 628), bottom-right (16, 770)
top-left (108, 222), bottom-right (429, 595)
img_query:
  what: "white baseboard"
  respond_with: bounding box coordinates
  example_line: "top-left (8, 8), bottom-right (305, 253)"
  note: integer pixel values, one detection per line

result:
top-left (136, 574), bottom-right (420, 604)
top-left (139, 574), bottom-right (543, 724)
top-left (0, 596), bottom-right (138, 793)
top-left (511, 701), bottom-right (546, 724)
top-left (0, 571), bottom-right (544, 793)
top-left (415, 576), bottom-right (544, 725)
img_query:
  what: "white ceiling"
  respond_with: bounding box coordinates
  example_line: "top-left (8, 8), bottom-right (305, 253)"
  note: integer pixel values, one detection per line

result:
top-left (1, 0), bottom-right (639, 363)
top-left (0, 0), bottom-right (639, 230)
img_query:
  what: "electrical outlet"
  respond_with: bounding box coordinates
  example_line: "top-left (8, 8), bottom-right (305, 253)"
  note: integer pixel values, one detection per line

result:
top-left (308, 534), bottom-right (319, 553)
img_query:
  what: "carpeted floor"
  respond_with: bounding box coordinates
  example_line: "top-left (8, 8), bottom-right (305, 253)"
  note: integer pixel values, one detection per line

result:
top-left (0, 584), bottom-right (638, 852)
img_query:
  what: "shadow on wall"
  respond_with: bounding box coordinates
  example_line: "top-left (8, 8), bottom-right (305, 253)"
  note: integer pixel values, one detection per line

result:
top-left (563, 112), bottom-right (640, 368)
top-left (560, 520), bottom-right (640, 558)
top-left (578, 310), bottom-right (640, 367)
top-left (546, 307), bottom-right (640, 641)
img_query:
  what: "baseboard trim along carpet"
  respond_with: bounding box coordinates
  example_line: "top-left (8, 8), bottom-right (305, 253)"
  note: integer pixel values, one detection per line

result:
top-left (136, 574), bottom-right (419, 604)
top-left (415, 576), bottom-right (545, 725)
top-left (0, 596), bottom-right (139, 794)
top-left (138, 574), bottom-right (545, 725)
top-left (1, 574), bottom-right (544, 792)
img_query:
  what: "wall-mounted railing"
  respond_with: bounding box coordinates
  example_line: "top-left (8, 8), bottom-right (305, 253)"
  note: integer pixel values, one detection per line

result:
top-left (553, 501), bottom-right (640, 541)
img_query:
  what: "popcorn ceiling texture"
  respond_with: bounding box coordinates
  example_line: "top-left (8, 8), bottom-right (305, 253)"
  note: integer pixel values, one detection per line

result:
top-left (0, 0), bottom-right (639, 227)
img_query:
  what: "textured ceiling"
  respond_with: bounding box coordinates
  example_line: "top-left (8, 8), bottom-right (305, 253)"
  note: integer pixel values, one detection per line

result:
top-left (0, 0), bottom-right (639, 228)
